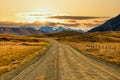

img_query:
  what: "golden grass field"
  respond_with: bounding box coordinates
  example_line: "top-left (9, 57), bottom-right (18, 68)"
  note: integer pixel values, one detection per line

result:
top-left (49, 31), bottom-right (120, 43)
top-left (0, 35), bottom-right (49, 76)
top-left (66, 42), bottom-right (120, 66)
top-left (49, 31), bottom-right (120, 66)
top-left (0, 31), bottom-right (120, 76)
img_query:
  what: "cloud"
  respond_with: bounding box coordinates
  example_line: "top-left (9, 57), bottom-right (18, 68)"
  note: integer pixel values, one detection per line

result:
top-left (57, 22), bottom-right (80, 27)
top-left (0, 14), bottom-right (108, 31)
top-left (83, 23), bottom-right (100, 27)
top-left (0, 21), bottom-right (79, 27)
top-left (27, 13), bottom-right (108, 20)
top-left (29, 14), bottom-right (52, 17)
top-left (0, 21), bottom-right (26, 26)
top-left (48, 16), bottom-right (108, 20)
top-left (93, 20), bottom-right (107, 23)
top-left (0, 19), bottom-right (105, 29)
top-left (30, 21), bottom-right (80, 27)
top-left (29, 21), bottom-right (57, 26)
top-left (67, 20), bottom-right (77, 23)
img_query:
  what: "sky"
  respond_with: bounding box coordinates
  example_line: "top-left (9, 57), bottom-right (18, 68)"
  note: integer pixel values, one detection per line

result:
top-left (0, 0), bottom-right (120, 30)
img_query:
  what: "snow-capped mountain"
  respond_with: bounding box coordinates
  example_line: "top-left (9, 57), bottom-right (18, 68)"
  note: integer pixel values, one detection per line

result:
top-left (38, 26), bottom-right (84, 33)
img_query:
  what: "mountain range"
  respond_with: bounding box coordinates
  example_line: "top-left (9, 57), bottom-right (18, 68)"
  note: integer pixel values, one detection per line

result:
top-left (38, 26), bottom-right (84, 33)
top-left (89, 14), bottom-right (120, 32)
top-left (0, 26), bottom-right (84, 35)
top-left (0, 27), bottom-right (42, 35)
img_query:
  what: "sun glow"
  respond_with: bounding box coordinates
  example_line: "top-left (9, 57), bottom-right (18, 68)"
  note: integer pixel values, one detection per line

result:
top-left (17, 12), bottom-right (66, 23)
top-left (38, 16), bottom-right (48, 22)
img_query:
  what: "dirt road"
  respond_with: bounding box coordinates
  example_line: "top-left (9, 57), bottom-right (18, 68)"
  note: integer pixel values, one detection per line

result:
top-left (0, 39), bottom-right (120, 80)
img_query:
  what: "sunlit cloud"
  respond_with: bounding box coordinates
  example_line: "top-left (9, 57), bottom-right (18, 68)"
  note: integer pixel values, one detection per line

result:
top-left (17, 12), bottom-right (67, 23)
top-left (48, 16), bottom-right (108, 20)
top-left (2, 12), bottom-right (109, 31)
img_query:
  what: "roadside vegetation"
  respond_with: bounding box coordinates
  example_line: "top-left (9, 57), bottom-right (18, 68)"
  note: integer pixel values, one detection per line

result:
top-left (48, 31), bottom-right (120, 66)
top-left (0, 34), bottom-right (49, 76)
top-left (47, 31), bottom-right (120, 43)
top-left (67, 42), bottom-right (120, 66)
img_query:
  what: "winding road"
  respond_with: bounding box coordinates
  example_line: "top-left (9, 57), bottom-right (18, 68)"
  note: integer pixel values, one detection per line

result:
top-left (0, 39), bottom-right (120, 80)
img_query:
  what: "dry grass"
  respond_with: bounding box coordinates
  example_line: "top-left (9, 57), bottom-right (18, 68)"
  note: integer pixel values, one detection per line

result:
top-left (49, 31), bottom-right (120, 43)
top-left (51, 31), bottom-right (120, 65)
top-left (66, 42), bottom-right (120, 65)
top-left (0, 34), bottom-right (46, 42)
top-left (0, 41), bottom-right (49, 76)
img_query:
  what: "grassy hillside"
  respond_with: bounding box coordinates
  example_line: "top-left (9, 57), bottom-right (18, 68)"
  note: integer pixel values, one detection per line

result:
top-left (67, 42), bottom-right (120, 66)
top-left (48, 31), bottom-right (120, 43)
top-left (46, 30), bottom-right (82, 37)
top-left (28, 34), bottom-right (49, 38)
top-left (48, 31), bottom-right (120, 66)
top-left (0, 34), bottom-right (49, 76)
top-left (0, 34), bottom-right (46, 42)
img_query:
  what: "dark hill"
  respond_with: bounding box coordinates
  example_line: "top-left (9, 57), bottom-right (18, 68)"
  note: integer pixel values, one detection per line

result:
top-left (89, 14), bottom-right (120, 32)
top-left (0, 27), bottom-right (42, 35)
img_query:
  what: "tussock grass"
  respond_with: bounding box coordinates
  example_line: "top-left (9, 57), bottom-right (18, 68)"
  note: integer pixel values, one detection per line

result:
top-left (0, 34), bottom-right (46, 42)
top-left (49, 31), bottom-right (120, 43)
top-left (0, 35), bottom-right (49, 76)
top-left (51, 31), bottom-right (120, 65)
top-left (67, 42), bottom-right (120, 65)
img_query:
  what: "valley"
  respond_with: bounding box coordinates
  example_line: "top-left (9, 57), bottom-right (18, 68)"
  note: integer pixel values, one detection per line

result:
top-left (0, 14), bottom-right (120, 80)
